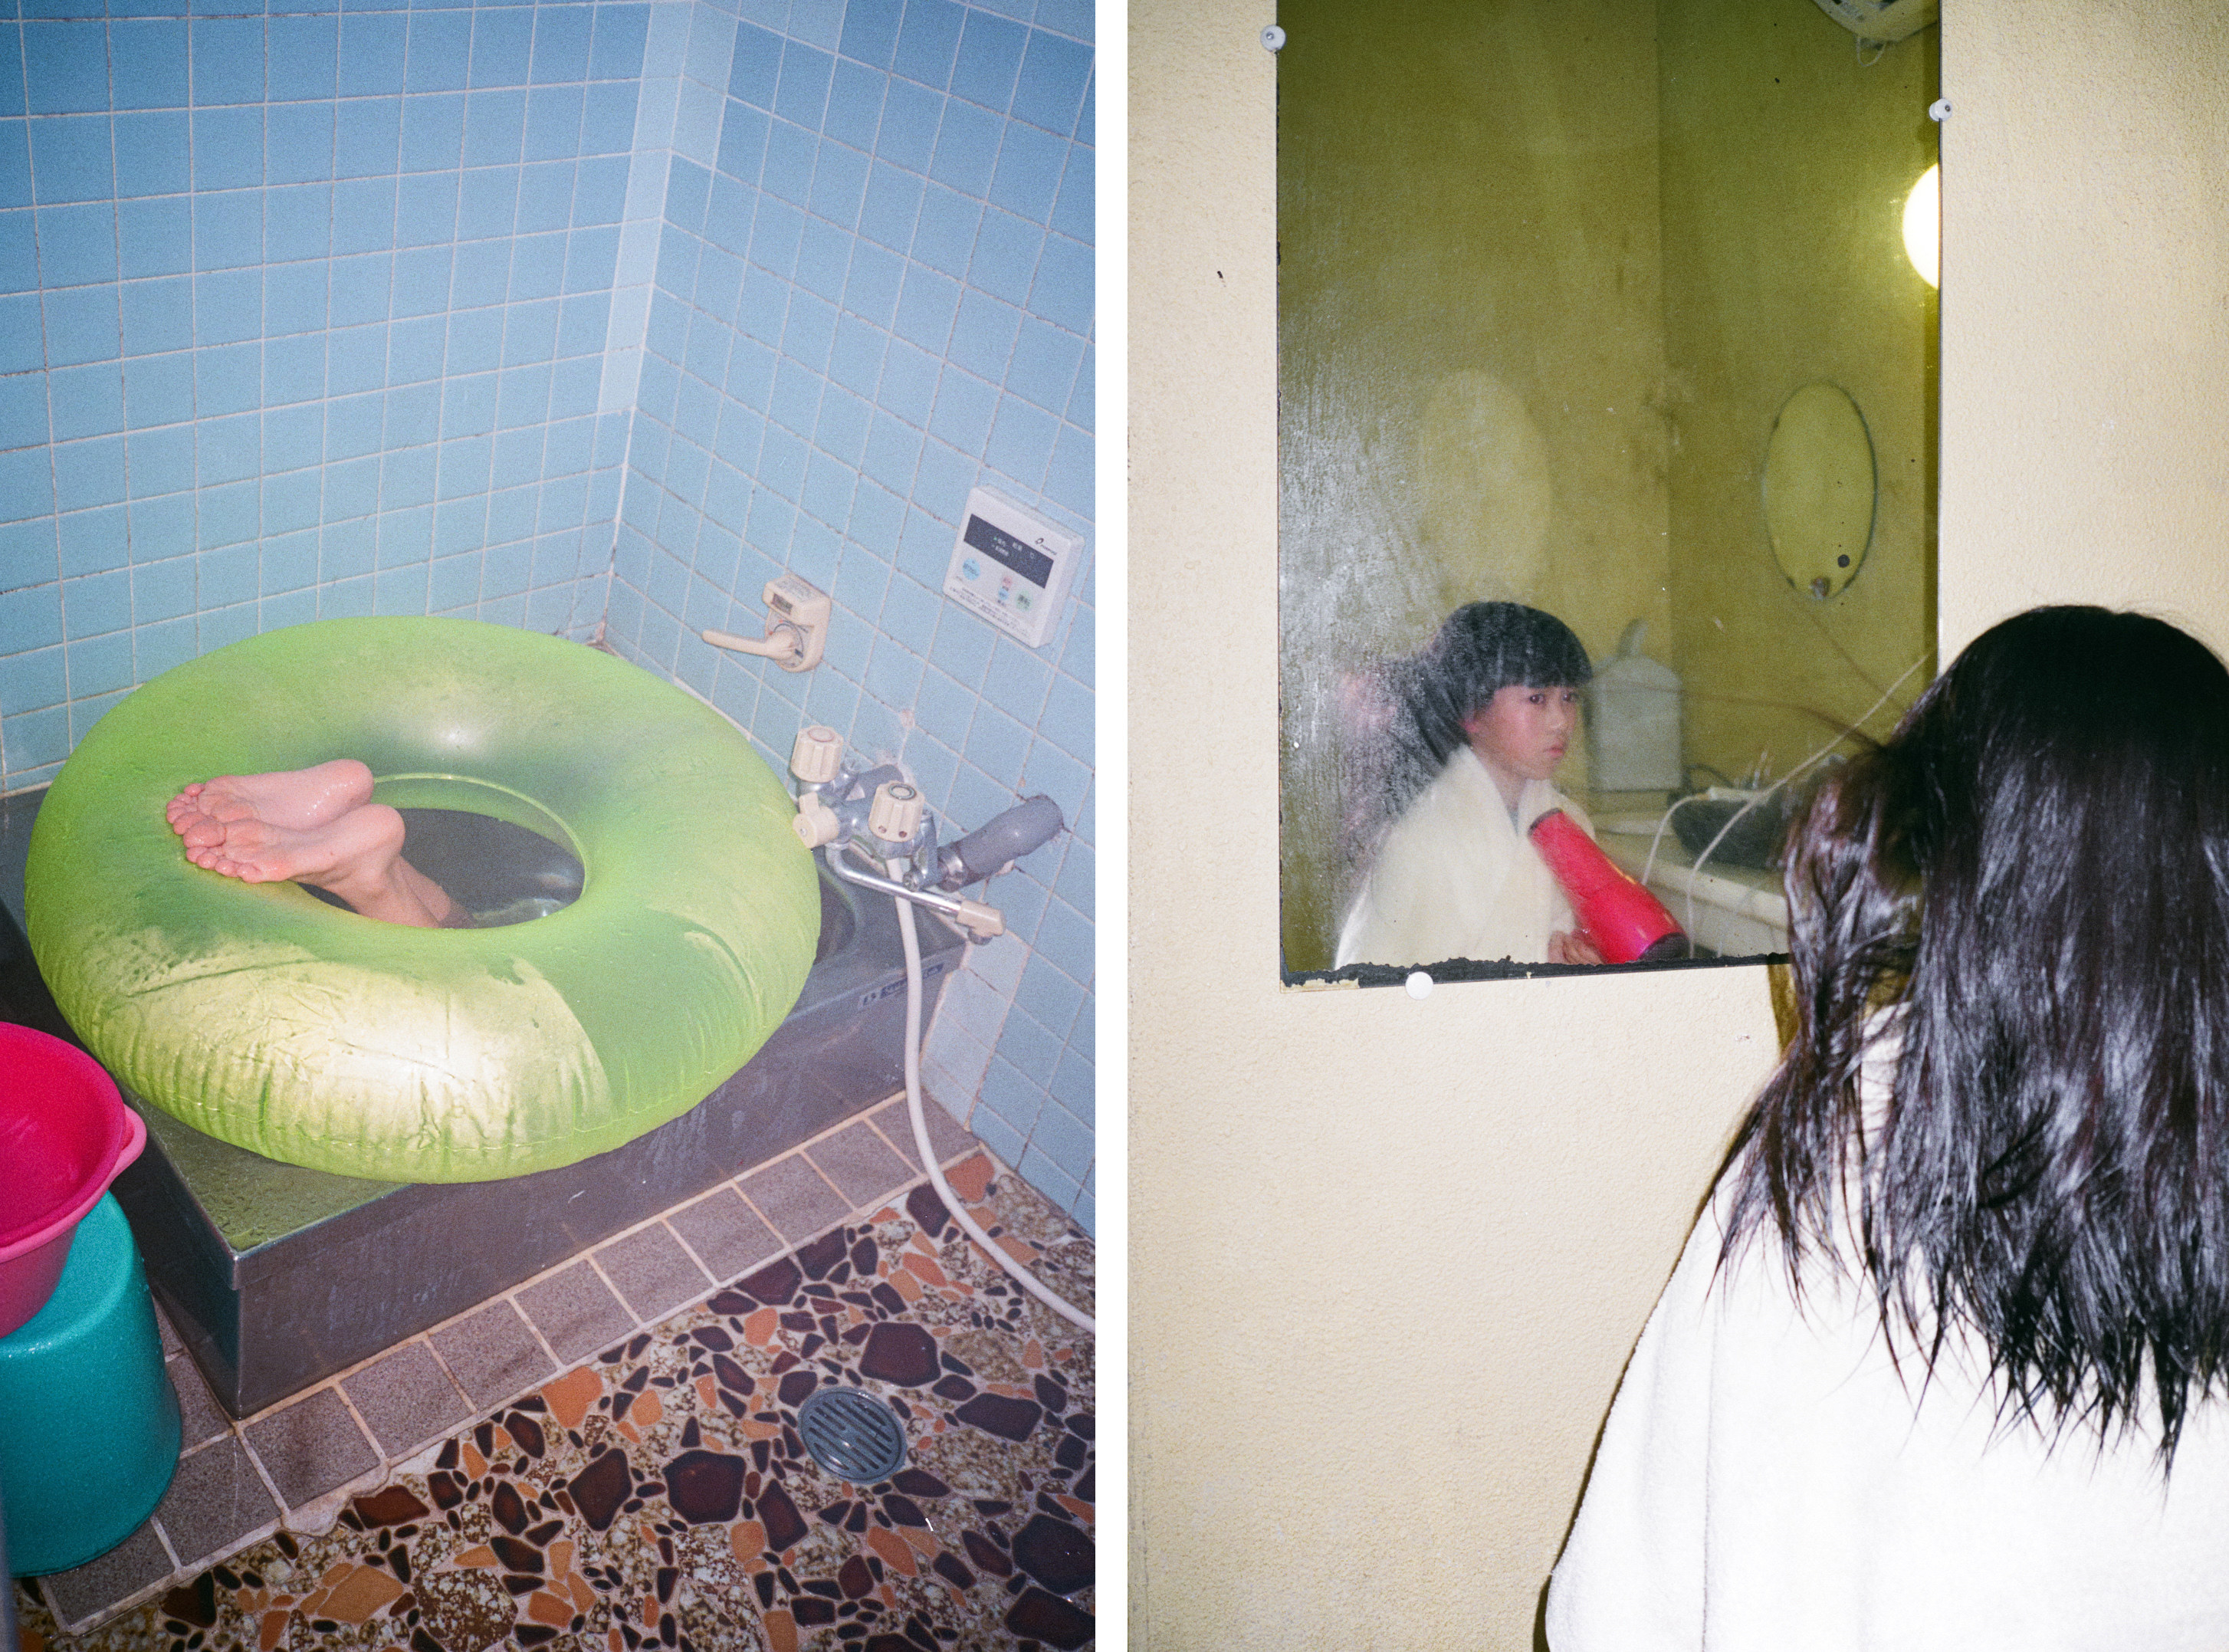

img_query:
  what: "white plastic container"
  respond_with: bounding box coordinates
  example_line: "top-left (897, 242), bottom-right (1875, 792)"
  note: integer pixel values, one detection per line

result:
top-left (1587, 619), bottom-right (1682, 793)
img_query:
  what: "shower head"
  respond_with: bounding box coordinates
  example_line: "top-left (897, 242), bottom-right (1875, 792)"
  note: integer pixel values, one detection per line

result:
top-left (931, 796), bottom-right (1065, 890)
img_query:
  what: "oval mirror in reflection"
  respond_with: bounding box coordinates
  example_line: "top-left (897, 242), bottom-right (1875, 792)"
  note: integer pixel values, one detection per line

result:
top-left (1764, 383), bottom-right (1876, 600)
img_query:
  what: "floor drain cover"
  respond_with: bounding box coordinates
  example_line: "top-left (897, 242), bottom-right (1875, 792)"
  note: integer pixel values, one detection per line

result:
top-left (797, 1386), bottom-right (908, 1483)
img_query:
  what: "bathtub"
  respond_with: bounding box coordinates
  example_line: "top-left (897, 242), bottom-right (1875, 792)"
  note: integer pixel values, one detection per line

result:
top-left (0, 787), bottom-right (966, 1417)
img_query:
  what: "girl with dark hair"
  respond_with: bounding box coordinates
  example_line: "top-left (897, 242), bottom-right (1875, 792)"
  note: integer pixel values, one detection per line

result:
top-left (1548, 606), bottom-right (2229, 1647)
top-left (1335, 601), bottom-right (1603, 967)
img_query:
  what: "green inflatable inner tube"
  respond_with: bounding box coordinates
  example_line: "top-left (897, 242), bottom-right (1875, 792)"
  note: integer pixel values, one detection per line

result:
top-left (25, 617), bottom-right (820, 1184)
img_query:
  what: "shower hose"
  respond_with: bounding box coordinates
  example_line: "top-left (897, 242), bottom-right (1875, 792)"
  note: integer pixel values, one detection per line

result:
top-left (892, 891), bottom-right (1095, 1335)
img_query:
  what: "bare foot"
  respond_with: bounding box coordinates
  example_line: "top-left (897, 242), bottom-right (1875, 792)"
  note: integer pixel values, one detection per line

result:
top-left (169, 760), bottom-right (375, 851)
top-left (182, 802), bottom-right (455, 928)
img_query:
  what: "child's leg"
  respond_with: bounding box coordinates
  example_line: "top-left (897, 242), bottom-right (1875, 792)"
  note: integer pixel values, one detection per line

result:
top-left (394, 857), bottom-right (458, 925)
top-left (184, 804), bottom-right (455, 928)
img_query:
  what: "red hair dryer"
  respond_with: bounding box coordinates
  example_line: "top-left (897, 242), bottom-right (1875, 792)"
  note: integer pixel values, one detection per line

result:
top-left (1528, 810), bottom-right (1691, 964)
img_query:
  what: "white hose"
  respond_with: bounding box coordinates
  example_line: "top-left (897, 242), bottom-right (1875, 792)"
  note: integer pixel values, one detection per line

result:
top-left (1640, 651), bottom-right (1938, 927)
top-left (895, 892), bottom-right (1095, 1334)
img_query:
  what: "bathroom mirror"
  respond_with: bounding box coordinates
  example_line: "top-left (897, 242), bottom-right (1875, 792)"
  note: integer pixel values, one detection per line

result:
top-left (1275, 0), bottom-right (1939, 980)
top-left (1765, 383), bottom-right (1877, 600)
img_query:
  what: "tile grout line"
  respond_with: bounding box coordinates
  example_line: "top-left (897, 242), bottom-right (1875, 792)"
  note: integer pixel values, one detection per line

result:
top-left (143, 1513), bottom-right (183, 1579)
top-left (578, 1235), bottom-right (670, 1326)
top-left (494, 1276), bottom-right (574, 1388)
top-left (656, 1206), bottom-right (724, 1283)
top-left (305, 1379), bottom-right (396, 1525)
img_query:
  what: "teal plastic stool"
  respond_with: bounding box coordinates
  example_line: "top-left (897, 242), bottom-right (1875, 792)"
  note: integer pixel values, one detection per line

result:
top-left (0, 1194), bottom-right (180, 1575)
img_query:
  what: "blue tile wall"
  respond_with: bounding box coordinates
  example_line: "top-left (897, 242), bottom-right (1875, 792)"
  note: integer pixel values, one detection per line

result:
top-left (0, 0), bottom-right (648, 788)
top-left (599, 0), bottom-right (1092, 1230)
top-left (0, 0), bottom-right (1093, 1234)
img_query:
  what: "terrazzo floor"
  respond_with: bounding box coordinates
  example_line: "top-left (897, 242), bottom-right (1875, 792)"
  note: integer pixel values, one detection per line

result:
top-left (10, 1141), bottom-right (1095, 1652)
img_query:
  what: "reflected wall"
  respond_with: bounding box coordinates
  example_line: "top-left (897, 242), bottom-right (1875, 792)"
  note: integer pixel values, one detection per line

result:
top-left (1277, 0), bottom-right (1938, 975)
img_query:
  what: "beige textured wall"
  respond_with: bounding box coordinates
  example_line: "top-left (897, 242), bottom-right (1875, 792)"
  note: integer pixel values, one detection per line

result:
top-left (1133, 3), bottom-right (1777, 1644)
top-left (1937, 5), bottom-right (2229, 653)
top-left (1133, 2), bottom-right (2229, 1647)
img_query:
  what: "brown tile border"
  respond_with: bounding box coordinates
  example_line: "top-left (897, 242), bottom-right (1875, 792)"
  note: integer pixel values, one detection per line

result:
top-left (593, 1222), bottom-right (712, 1322)
top-left (241, 1387), bottom-right (380, 1511)
top-left (808, 1118), bottom-right (914, 1207)
top-left (515, 1258), bottom-right (635, 1365)
top-left (428, 1298), bottom-right (556, 1412)
top-left (150, 1435), bottom-right (278, 1571)
top-left (869, 1091), bottom-right (974, 1169)
top-left (169, 1351), bottom-right (232, 1453)
top-left (337, 1341), bottom-right (472, 1460)
top-left (36, 1522), bottom-right (176, 1626)
top-left (665, 1185), bottom-right (783, 1280)
top-left (738, 1153), bottom-right (853, 1240)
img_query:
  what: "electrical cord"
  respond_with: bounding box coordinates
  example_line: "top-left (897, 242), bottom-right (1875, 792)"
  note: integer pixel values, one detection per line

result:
top-left (1641, 652), bottom-right (1935, 937)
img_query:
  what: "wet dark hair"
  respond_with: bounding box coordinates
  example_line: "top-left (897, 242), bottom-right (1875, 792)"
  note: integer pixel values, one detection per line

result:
top-left (1358, 603), bottom-right (1592, 829)
top-left (1725, 606), bottom-right (2229, 1463)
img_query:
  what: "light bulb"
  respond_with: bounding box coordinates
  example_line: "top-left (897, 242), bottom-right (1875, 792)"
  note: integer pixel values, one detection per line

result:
top-left (1902, 163), bottom-right (1939, 288)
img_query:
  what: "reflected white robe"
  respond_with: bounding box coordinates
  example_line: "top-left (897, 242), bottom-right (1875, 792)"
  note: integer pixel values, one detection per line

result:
top-left (1547, 1175), bottom-right (2229, 1650)
top-left (1334, 746), bottom-right (1584, 967)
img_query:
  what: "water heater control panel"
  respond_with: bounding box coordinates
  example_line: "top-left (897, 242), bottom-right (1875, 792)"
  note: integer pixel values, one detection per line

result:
top-left (941, 488), bottom-right (1082, 651)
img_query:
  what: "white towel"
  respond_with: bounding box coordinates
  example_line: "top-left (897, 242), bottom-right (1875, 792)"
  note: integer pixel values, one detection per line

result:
top-left (1548, 1168), bottom-right (2229, 1649)
top-left (1334, 747), bottom-right (1582, 967)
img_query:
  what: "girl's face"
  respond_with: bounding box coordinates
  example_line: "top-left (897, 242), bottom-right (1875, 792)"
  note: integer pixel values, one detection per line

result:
top-left (1464, 684), bottom-right (1581, 802)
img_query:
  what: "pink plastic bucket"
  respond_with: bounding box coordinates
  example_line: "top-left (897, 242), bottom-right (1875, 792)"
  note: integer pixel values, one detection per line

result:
top-left (0, 1023), bottom-right (145, 1338)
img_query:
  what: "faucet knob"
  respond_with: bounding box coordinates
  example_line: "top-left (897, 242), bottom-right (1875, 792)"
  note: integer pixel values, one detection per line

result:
top-left (790, 724), bottom-right (844, 785)
top-left (869, 780), bottom-right (924, 844)
top-left (953, 898), bottom-right (1004, 940)
top-left (793, 793), bottom-right (842, 849)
